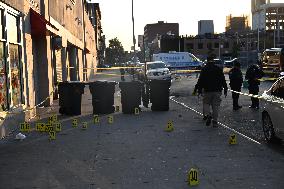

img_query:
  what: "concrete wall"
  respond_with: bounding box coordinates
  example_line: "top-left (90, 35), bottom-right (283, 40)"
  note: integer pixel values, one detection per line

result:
top-left (2, 0), bottom-right (25, 12)
top-left (198, 20), bottom-right (214, 35)
top-left (252, 10), bottom-right (266, 30)
top-left (49, 0), bottom-right (84, 42)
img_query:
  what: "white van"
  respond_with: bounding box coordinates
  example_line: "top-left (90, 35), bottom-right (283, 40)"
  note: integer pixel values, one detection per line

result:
top-left (153, 52), bottom-right (203, 69)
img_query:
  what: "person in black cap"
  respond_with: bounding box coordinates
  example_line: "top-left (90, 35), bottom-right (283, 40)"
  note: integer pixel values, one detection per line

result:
top-left (229, 61), bottom-right (243, 110)
top-left (120, 66), bottom-right (125, 81)
top-left (196, 54), bottom-right (228, 127)
top-left (245, 64), bottom-right (264, 109)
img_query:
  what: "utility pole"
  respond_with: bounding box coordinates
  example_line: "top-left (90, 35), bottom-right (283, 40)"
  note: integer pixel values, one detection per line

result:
top-left (274, 25), bottom-right (276, 48)
top-left (82, 0), bottom-right (87, 81)
top-left (246, 33), bottom-right (249, 69)
top-left (257, 28), bottom-right (259, 52)
top-left (132, 0), bottom-right (136, 63)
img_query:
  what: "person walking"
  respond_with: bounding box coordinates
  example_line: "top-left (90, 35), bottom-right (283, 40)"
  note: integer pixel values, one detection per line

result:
top-left (245, 64), bottom-right (264, 109)
top-left (229, 61), bottom-right (243, 110)
top-left (120, 66), bottom-right (125, 81)
top-left (196, 55), bottom-right (228, 127)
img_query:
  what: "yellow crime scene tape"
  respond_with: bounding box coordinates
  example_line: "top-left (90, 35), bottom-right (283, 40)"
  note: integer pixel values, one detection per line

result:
top-left (0, 84), bottom-right (58, 120)
top-left (67, 66), bottom-right (141, 70)
top-left (228, 89), bottom-right (284, 104)
top-left (171, 70), bottom-right (201, 74)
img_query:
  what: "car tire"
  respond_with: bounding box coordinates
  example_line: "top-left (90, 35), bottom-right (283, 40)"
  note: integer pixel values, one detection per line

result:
top-left (262, 112), bottom-right (276, 142)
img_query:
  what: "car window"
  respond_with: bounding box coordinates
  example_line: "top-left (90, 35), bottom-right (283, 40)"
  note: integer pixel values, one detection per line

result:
top-left (147, 63), bottom-right (166, 70)
top-left (271, 78), bottom-right (284, 99)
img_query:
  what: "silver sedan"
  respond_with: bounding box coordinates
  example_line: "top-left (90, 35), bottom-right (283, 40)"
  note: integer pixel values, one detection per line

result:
top-left (262, 76), bottom-right (284, 142)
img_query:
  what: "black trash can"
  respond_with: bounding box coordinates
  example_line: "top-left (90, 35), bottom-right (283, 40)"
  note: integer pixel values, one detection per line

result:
top-left (58, 82), bottom-right (85, 115)
top-left (119, 81), bottom-right (142, 114)
top-left (149, 80), bottom-right (171, 111)
top-left (89, 81), bottom-right (116, 114)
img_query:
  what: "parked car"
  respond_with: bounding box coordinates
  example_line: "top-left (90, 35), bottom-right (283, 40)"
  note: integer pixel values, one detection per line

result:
top-left (262, 76), bottom-right (284, 142)
top-left (138, 61), bottom-right (171, 80)
top-left (224, 58), bottom-right (239, 68)
top-left (203, 59), bottom-right (224, 69)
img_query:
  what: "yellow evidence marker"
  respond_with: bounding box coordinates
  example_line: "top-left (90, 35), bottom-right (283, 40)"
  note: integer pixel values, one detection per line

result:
top-left (134, 108), bottom-right (140, 115)
top-left (229, 134), bottom-right (237, 145)
top-left (45, 123), bottom-right (54, 132)
top-left (36, 123), bottom-right (46, 132)
top-left (19, 122), bottom-right (30, 132)
top-left (48, 114), bottom-right (58, 124)
top-left (188, 168), bottom-right (199, 186)
top-left (72, 119), bottom-right (78, 128)
top-left (93, 115), bottom-right (100, 124)
top-left (82, 122), bottom-right (88, 130)
top-left (49, 131), bottom-right (56, 140)
top-left (52, 114), bottom-right (58, 123)
top-left (54, 122), bottom-right (62, 132)
top-left (107, 115), bottom-right (113, 124)
top-left (165, 120), bottom-right (174, 132)
top-left (115, 105), bottom-right (120, 112)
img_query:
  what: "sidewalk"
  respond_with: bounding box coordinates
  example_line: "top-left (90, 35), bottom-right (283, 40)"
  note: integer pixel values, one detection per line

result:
top-left (0, 81), bottom-right (283, 189)
top-left (0, 70), bottom-right (132, 140)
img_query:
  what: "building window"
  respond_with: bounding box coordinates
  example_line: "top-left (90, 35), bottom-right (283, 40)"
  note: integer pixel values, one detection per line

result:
top-left (207, 43), bottom-right (212, 49)
top-left (0, 42), bottom-right (8, 111)
top-left (214, 43), bottom-right (219, 48)
top-left (0, 10), bottom-right (3, 40)
top-left (7, 13), bottom-right (19, 44)
top-left (198, 43), bottom-right (203, 49)
top-left (9, 44), bottom-right (22, 105)
top-left (0, 9), bottom-right (23, 109)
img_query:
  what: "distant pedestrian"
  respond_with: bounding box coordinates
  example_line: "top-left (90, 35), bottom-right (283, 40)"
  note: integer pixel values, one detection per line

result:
top-left (229, 61), bottom-right (243, 110)
top-left (130, 66), bottom-right (135, 80)
top-left (245, 64), bottom-right (264, 109)
top-left (196, 55), bottom-right (228, 127)
top-left (120, 67), bottom-right (125, 81)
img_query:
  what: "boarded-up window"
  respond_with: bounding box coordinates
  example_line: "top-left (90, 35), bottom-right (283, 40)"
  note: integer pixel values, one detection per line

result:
top-left (9, 44), bottom-right (21, 105)
top-left (0, 42), bottom-right (8, 111)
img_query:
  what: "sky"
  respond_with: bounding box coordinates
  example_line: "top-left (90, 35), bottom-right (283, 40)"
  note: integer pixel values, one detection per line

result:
top-left (95, 0), bottom-right (283, 51)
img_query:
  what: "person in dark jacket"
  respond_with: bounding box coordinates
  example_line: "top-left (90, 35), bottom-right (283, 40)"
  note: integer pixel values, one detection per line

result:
top-left (229, 61), bottom-right (243, 110)
top-left (196, 55), bottom-right (228, 127)
top-left (245, 64), bottom-right (264, 109)
top-left (120, 67), bottom-right (125, 81)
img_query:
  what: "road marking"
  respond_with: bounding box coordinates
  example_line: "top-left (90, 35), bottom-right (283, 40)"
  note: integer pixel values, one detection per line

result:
top-left (170, 97), bottom-right (261, 145)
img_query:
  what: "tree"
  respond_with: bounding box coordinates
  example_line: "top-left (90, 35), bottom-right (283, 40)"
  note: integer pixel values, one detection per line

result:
top-left (105, 37), bottom-right (125, 66)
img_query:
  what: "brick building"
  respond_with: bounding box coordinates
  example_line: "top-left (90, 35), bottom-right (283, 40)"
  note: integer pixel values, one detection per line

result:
top-left (144, 21), bottom-right (179, 46)
top-left (0, 0), bottom-right (100, 138)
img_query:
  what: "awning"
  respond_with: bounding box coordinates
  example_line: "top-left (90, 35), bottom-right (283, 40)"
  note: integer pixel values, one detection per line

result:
top-left (30, 9), bottom-right (57, 37)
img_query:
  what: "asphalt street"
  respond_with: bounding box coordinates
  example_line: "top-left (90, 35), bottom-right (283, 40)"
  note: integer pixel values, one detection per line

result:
top-left (0, 71), bottom-right (283, 189)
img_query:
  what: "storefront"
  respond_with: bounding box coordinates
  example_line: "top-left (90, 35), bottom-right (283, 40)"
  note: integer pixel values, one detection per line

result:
top-left (0, 2), bottom-right (24, 111)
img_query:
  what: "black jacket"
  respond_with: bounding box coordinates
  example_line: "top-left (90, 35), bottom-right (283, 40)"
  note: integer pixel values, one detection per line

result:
top-left (197, 63), bottom-right (228, 93)
top-left (245, 64), bottom-right (264, 86)
top-left (229, 67), bottom-right (243, 90)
